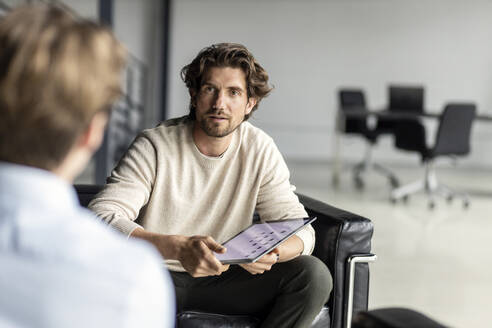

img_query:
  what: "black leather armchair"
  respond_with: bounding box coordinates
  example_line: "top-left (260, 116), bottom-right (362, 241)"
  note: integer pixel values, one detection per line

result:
top-left (75, 185), bottom-right (375, 328)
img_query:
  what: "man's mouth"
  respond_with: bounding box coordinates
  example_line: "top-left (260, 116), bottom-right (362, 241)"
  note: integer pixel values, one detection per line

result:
top-left (208, 115), bottom-right (228, 121)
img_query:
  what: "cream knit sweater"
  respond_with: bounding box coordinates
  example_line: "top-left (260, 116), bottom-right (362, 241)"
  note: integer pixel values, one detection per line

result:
top-left (89, 116), bottom-right (314, 272)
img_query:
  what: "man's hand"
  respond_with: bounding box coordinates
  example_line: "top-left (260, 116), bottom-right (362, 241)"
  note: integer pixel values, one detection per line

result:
top-left (176, 235), bottom-right (230, 277)
top-left (130, 228), bottom-right (229, 277)
top-left (239, 234), bottom-right (305, 275)
top-left (239, 248), bottom-right (279, 275)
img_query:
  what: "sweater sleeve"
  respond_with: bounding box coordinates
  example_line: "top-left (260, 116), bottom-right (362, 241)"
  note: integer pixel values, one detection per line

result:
top-left (88, 133), bottom-right (156, 236)
top-left (255, 137), bottom-right (315, 255)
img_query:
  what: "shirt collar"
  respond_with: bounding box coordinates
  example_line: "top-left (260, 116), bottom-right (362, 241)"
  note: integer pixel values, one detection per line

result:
top-left (0, 162), bottom-right (79, 213)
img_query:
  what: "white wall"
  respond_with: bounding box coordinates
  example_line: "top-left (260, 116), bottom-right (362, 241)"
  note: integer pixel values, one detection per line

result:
top-left (59, 0), bottom-right (98, 19)
top-left (168, 0), bottom-right (492, 167)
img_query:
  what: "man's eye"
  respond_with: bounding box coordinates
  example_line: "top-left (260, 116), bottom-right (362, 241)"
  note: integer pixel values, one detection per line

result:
top-left (231, 90), bottom-right (240, 96)
top-left (204, 86), bottom-right (215, 93)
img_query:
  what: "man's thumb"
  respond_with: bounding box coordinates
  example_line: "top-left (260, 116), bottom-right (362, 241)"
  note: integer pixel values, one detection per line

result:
top-left (205, 237), bottom-right (227, 253)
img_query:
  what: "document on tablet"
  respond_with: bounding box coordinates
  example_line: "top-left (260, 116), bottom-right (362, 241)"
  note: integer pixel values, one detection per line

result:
top-left (214, 217), bottom-right (316, 264)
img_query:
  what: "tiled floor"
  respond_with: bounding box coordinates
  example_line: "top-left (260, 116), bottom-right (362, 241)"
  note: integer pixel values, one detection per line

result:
top-left (287, 160), bottom-right (492, 328)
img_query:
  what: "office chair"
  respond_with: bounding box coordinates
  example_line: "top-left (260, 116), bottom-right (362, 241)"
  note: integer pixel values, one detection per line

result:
top-left (338, 89), bottom-right (399, 189)
top-left (388, 85), bottom-right (424, 113)
top-left (390, 103), bottom-right (476, 209)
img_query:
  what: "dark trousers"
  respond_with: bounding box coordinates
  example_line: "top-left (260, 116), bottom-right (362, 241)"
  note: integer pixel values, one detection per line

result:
top-left (171, 255), bottom-right (332, 328)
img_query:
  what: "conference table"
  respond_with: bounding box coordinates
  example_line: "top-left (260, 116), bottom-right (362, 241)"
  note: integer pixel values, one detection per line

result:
top-left (331, 107), bottom-right (492, 186)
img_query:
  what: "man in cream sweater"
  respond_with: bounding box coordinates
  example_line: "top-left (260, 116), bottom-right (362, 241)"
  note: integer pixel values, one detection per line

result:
top-left (89, 43), bottom-right (332, 328)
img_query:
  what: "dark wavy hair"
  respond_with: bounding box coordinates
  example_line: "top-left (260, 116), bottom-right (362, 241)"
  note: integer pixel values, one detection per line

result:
top-left (180, 43), bottom-right (273, 120)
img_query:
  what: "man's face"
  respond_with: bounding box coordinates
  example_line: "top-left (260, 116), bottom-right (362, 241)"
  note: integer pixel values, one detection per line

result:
top-left (194, 66), bottom-right (256, 138)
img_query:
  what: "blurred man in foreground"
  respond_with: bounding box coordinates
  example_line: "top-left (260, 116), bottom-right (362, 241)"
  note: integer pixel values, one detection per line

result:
top-left (0, 4), bottom-right (174, 327)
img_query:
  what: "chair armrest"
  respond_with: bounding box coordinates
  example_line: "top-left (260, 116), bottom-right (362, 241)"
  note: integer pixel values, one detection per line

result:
top-left (296, 193), bottom-right (374, 328)
top-left (345, 254), bottom-right (377, 328)
top-left (74, 184), bottom-right (103, 207)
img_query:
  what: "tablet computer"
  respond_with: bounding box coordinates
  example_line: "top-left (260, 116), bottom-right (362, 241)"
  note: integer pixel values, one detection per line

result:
top-left (214, 217), bottom-right (316, 264)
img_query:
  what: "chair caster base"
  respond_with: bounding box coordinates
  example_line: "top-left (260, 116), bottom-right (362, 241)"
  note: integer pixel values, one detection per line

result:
top-left (354, 177), bottom-right (364, 190)
top-left (331, 175), bottom-right (340, 188)
top-left (390, 195), bottom-right (408, 204)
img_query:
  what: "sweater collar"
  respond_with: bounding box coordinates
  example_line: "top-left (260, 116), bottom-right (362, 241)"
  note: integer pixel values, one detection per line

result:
top-left (188, 121), bottom-right (242, 169)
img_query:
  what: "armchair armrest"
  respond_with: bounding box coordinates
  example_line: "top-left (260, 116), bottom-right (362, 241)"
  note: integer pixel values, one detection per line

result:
top-left (74, 184), bottom-right (102, 207)
top-left (296, 193), bottom-right (375, 328)
top-left (345, 254), bottom-right (377, 328)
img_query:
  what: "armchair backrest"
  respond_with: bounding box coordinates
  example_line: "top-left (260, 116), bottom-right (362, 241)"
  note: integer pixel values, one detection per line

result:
top-left (75, 184), bottom-right (101, 207)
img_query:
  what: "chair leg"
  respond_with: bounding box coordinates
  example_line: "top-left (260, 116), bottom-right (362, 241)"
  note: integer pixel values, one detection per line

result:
top-left (390, 160), bottom-right (470, 208)
top-left (435, 184), bottom-right (452, 198)
top-left (424, 162), bottom-right (438, 192)
top-left (373, 164), bottom-right (400, 188)
top-left (424, 162), bottom-right (438, 208)
top-left (362, 142), bottom-right (373, 172)
top-left (391, 179), bottom-right (425, 201)
top-left (352, 142), bottom-right (373, 175)
top-left (438, 184), bottom-right (470, 208)
top-left (352, 141), bottom-right (399, 189)
top-left (352, 142), bottom-right (373, 189)
top-left (352, 163), bottom-right (365, 189)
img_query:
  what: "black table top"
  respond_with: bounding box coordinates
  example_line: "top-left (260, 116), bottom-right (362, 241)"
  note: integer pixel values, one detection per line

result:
top-left (341, 107), bottom-right (492, 122)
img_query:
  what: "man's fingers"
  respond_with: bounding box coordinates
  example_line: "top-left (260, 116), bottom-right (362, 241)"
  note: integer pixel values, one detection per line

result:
top-left (203, 236), bottom-right (227, 253)
top-left (240, 262), bottom-right (272, 274)
top-left (256, 252), bottom-right (277, 264)
top-left (179, 236), bottom-right (230, 277)
top-left (199, 241), bottom-right (224, 269)
top-left (190, 263), bottom-right (229, 277)
top-left (239, 264), bottom-right (260, 274)
top-left (199, 241), bottom-right (231, 275)
top-left (253, 262), bottom-right (273, 271)
top-left (242, 250), bottom-right (279, 275)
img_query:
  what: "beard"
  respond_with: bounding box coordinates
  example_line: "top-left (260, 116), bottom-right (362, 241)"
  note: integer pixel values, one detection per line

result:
top-left (198, 109), bottom-right (243, 137)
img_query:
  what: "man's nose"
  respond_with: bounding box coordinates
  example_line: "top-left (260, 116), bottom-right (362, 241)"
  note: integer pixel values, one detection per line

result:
top-left (213, 90), bottom-right (226, 110)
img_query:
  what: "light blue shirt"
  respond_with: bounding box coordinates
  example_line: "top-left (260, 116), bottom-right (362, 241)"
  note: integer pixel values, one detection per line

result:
top-left (0, 163), bottom-right (175, 328)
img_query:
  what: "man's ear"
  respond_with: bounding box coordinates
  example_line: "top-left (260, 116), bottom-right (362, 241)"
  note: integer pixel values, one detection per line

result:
top-left (78, 111), bottom-right (109, 153)
top-left (190, 89), bottom-right (197, 107)
top-left (245, 97), bottom-right (257, 115)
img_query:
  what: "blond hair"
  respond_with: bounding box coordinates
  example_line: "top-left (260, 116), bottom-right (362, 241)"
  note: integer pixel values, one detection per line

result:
top-left (0, 4), bottom-right (126, 170)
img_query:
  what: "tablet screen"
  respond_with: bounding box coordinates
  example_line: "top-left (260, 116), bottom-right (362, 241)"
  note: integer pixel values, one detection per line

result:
top-left (214, 217), bottom-right (315, 264)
